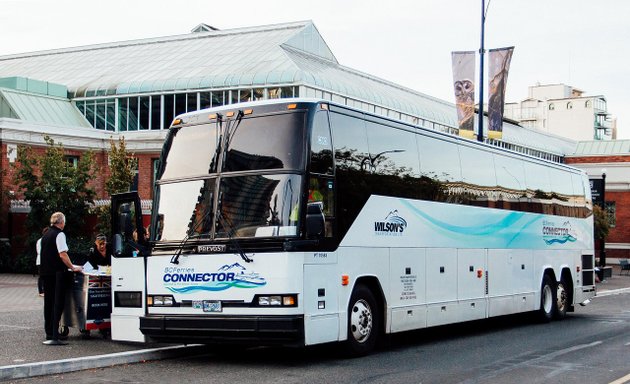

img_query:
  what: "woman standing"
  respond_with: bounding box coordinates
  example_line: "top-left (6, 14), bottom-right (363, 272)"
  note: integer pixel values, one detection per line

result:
top-left (86, 234), bottom-right (111, 269)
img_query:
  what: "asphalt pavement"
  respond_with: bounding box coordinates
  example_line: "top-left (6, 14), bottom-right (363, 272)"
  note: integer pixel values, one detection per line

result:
top-left (1, 266), bottom-right (630, 381)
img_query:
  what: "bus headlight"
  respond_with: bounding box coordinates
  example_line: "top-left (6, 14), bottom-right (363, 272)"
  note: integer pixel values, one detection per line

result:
top-left (255, 294), bottom-right (297, 307)
top-left (148, 295), bottom-right (176, 306)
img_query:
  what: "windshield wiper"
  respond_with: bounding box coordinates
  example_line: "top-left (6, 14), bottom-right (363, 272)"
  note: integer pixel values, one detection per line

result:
top-left (170, 205), bottom-right (215, 265)
top-left (221, 110), bottom-right (244, 166)
top-left (217, 211), bottom-right (253, 263)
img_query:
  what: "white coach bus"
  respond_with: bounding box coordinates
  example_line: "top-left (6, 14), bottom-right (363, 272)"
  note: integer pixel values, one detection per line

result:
top-left (110, 99), bottom-right (596, 355)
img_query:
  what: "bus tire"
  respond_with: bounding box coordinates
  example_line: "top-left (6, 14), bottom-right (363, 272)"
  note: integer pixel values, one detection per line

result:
top-left (555, 277), bottom-right (570, 320)
top-left (344, 284), bottom-right (379, 357)
top-left (538, 274), bottom-right (556, 322)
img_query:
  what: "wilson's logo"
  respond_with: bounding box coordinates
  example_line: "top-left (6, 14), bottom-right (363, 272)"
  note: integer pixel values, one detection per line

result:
top-left (374, 210), bottom-right (408, 236)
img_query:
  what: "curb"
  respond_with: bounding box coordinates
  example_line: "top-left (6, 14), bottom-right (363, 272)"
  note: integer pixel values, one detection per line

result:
top-left (596, 287), bottom-right (630, 297)
top-left (0, 344), bottom-right (206, 381)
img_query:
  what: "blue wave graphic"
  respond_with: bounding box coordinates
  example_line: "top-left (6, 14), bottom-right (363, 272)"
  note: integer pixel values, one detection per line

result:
top-left (400, 200), bottom-right (526, 236)
top-left (399, 199), bottom-right (546, 248)
top-left (167, 280), bottom-right (266, 293)
top-left (387, 216), bottom-right (408, 226)
top-left (544, 235), bottom-right (577, 245)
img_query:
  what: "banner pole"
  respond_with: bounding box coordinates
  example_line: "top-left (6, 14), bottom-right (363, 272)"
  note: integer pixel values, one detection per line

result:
top-left (478, 0), bottom-right (486, 142)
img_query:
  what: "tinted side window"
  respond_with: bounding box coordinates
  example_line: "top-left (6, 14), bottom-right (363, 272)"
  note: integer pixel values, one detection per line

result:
top-left (494, 154), bottom-right (527, 211)
top-left (459, 146), bottom-right (497, 208)
top-left (417, 135), bottom-right (462, 183)
top-left (365, 121), bottom-right (420, 177)
top-left (524, 162), bottom-right (551, 195)
top-left (331, 112), bottom-right (369, 171)
top-left (330, 111), bottom-right (369, 239)
top-left (459, 146), bottom-right (497, 187)
top-left (571, 173), bottom-right (591, 217)
top-left (524, 162), bottom-right (552, 214)
top-left (310, 111), bottom-right (333, 175)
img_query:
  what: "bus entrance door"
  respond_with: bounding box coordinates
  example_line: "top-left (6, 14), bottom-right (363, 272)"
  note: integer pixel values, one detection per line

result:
top-left (110, 192), bottom-right (147, 342)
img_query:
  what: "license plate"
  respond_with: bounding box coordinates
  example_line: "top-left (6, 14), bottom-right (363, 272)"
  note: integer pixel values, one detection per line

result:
top-left (203, 300), bottom-right (222, 312)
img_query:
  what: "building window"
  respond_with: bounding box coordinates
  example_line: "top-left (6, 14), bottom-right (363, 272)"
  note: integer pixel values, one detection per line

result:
top-left (65, 156), bottom-right (79, 168)
top-left (139, 96), bottom-right (150, 130)
top-left (585, 100), bottom-right (592, 108)
top-left (548, 103), bottom-right (555, 111)
top-left (200, 92), bottom-right (211, 109)
top-left (240, 89), bottom-right (252, 102)
top-left (253, 88), bottom-right (264, 101)
top-left (150, 95), bottom-right (161, 130)
top-left (566, 102), bottom-right (573, 110)
top-left (163, 94), bottom-right (174, 128)
top-left (187, 92), bottom-right (198, 112)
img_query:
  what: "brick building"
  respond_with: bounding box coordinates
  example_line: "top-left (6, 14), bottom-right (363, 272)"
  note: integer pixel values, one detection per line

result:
top-left (566, 140), bottom-right (630, 261)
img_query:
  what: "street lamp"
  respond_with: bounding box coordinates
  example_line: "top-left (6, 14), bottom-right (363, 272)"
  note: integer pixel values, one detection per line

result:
top-left (600, 170), bottom-right (607, 266)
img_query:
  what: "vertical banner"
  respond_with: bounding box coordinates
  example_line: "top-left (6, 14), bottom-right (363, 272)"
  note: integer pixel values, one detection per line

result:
top-left (487, 46), bottom-right (514, 140)
top-left (451, 51), bottom-right (476, 139)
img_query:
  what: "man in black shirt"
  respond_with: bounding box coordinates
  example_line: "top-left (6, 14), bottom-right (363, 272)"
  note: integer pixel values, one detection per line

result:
top-left (40, 212), bottom-right (82, 345)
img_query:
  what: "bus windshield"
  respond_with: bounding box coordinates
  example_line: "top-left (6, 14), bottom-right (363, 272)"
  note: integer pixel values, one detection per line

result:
top-left (154, 111), bottom-right (306, 242)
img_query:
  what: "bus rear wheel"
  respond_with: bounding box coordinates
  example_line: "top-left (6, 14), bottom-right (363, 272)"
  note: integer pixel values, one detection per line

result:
top-left (555, 277), bottom-right (569, 320)
top-left (344, 285), bottom-right (379, 356)
top-left (538, 274), bottom-right (556, 322)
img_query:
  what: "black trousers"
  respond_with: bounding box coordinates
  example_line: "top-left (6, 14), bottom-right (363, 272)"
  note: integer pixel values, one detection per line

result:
top-left (37, 267), bottom-right (44, 294)
top-left (42, 272), bottom-right (71, 339)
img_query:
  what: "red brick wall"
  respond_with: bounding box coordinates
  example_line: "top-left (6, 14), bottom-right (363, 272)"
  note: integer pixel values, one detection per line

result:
top-left (1, 144), bottom-right (159, 201)
top-left (566, 155), bottom-right (630, 164)
top-left (606, 191), bottom-right (630, 244)
top-left (1, 142), bottom-right (159, 246)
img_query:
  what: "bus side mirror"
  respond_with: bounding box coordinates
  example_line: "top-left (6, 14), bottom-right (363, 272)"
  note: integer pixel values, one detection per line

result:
top-left (113, 234), bottom-right (123, 257)
top-left (305, 202), bottom-right (325, 239)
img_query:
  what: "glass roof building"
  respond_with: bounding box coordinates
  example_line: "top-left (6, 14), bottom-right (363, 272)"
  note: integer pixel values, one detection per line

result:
top-left (0, 20), bottom-right (575, 158)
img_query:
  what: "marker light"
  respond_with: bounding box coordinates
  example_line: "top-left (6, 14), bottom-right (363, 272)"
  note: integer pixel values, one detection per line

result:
top-left (255, 294), bottom-right (297, 307)
top-left (477, 269), bottom-right (484, 278)
top-left (341, 274), bottom-right (349, 286)
top-left (287, 104), bottom-right (297, 109)
top-left (243, 109), bottom-right (253, 115)
top-left (208, 113), bottom-right (217, 120)
top-left (320, 103), bottom-right (329, 110)
top-left (226, 111), bottom-right (235, 117)
top-left (172, 118), bottom-right (183, 126)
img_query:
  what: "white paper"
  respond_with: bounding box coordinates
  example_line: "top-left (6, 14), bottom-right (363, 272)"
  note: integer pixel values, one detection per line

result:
top-left (82, 262), bottom-right (95, 273)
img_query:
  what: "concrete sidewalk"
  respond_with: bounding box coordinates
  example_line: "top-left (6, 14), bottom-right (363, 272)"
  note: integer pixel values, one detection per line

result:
top-left (0, 274), bottom-right (204, 381)
top-left (2, 267), bottom-right (630, 380)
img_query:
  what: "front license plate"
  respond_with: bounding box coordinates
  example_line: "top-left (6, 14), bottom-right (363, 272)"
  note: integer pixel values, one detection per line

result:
top-left (203, 300), bottom-right (222, 312)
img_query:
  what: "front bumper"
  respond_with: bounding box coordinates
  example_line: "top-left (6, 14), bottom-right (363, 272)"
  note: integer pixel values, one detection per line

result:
top-left (140, 314), bottom-right (304, 346)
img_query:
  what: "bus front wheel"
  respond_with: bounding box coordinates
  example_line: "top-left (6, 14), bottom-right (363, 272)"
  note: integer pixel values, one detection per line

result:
top-left (538, 274), bottom-right (556, 322)
top-left (344, 285), bottom-right (379, 356)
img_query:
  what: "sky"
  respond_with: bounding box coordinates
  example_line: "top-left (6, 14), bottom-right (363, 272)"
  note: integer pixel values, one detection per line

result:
top-left (1, 0), bottom-right (628, 138)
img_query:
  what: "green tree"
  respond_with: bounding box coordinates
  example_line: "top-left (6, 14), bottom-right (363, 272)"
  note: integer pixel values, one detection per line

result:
top-left (593, 204), bottom-right (610, 241)
top-left (105, 136), bottom-right (137, 196)
top-left (11, 135), bottom-right (96, 271)
top-left (95, 137), bottom-right (137, 236)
